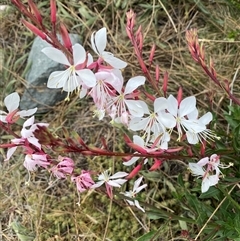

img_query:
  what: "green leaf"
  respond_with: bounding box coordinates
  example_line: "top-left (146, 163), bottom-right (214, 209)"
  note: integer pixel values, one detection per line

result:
top-left (136, 230), bottom-right (157, 241)
top-left (177, 173), bottom-right (184, 187)
top-left (141, 171), bottom-right (162, 180)
top-left (199, 187), bottom-right (221, 199)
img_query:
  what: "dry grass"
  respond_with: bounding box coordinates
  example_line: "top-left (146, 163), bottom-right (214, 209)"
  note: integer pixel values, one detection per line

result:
top-left (1, 0), bottom-right (240, 240)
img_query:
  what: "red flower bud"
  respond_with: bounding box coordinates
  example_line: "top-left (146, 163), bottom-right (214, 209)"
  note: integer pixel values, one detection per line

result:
top-left (28, 0), bottom-right (42, 25)
top-left (50, 0), bottom-right (57, 24)
top-left (60, 23), bottom-right (72, 50)
top-left (22, 19), bottom-right (46, 40)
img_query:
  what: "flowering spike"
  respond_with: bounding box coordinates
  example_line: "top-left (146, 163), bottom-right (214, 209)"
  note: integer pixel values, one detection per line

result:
top-left (126, 9), bottom-right (135, 31)
top-left (22, 19), bottom-right (46, 40)
top-left (60, 23), bottom-right (72, 50)
top-left (28, 0), bottom-right (42, 25)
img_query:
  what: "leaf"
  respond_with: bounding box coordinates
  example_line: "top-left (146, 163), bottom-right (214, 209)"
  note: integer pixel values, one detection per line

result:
top-left (146, 211), bottom-right (168, 220)
top-left (141, 171), bottom-right (161, 180)
top-left (177, 173), bottom-right (184, 187)
top-left (136, 230), bottom-right (157, 241)
top-left (199, 187), bottom-right (220, 200)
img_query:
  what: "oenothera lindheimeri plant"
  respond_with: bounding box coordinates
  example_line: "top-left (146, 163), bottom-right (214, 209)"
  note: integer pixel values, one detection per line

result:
top-left (2, 0), bottom-right (240, 240)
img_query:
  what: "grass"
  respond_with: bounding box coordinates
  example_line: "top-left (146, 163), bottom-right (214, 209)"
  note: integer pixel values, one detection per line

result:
top-left (0, 0), bottom-right (240, 240)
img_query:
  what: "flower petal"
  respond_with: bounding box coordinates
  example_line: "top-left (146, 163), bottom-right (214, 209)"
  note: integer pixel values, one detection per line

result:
top-left (179, 96), bottom-right (196, 117)
top-left (42, 47), bottom-right (70, 66)
top-left (102, 52), bottom-right (127, 69)
top-left (73, 43), bottom-right (86, 66)
top-left (76, 69), bottom-right (96, 87)
top-left (4, 92), bottom-right (20, 112)
top-left (91, 27), bottom-right (107, 55)
top-left (124, 76), bottom-right (145, 95)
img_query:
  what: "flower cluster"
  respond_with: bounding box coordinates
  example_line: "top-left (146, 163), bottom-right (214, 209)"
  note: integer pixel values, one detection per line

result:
top-left (1, 0), bottom-right (233, 215)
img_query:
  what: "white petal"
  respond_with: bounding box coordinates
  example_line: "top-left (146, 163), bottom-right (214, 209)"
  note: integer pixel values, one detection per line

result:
top-left (108, 179), bottom-right (127, 187)
top-left (42, 47), bottom-right (70, 66)
top-left (133, 135), bottom-right (145, 147)
top-left (125, 100), bottom-right (144, 117)
top-left (5, 146), bottom-right (18, 161)
top-left (123, 156), bottom-right (139, 166)
top-left (199, 112), bottom-right (213, 125)
top-left (201, 178), bottom-right (211, 193)
top-left (18, 108), bottom-right (37, 118)
top-left (87, 53), bottom-right (93, 66)
top-left (23, 116), bottom-right (35, 128)
top-left (189, 163), bottom-right (205, 176)
top-left (197, 157), bottom-right (209, 166)
top-left (28, 136), bottom-right (41, 149)
top-left (179, 96), bottom-right (196, 117)
top-left (62, 75), bottom-right (81, 92)
top-left (73, 43), bottom-right (86, 66)
top-left (134, 200), bottom-right (145, 212)
top-left (186, 131), bottom-right (198, 144)
top-left (187, 108), bottom-right (198, 120)
top-left (157, 113), bottom-right (176, 128)
top-left (124, 76), bottom-right (145, 95)
top-left (154, 97), bottom-right (167, 112)
top-left (133, 176), bottom-right (143, 191)
top-left (167, 95), bottom-right (178, 117)
top-left (76, 69), bottom-right (96, 87)
top-left (135, 184), bottom-right (147, 194)
top-left (129, 117), bottom-right (149, 131)
top-left (91, 27), bottom-right (106, 55)
top-left (90, 181), bottom-right (105, 189)
top-left (47, 70), bottom-right (71, 89)
top-left (4, 92), bottom-right (20, 112)
top-left (0, 113), bottom-right (7, 122)
top-left (103, 52), bottom-right (127, 69)
top-left (110, 171), bottom-right (128, 179)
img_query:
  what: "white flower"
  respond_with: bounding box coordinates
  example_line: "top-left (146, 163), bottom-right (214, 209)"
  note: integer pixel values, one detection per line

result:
top-left (21, 116), bottom-right (48, 149)
top-left (189, 154), bottom-right (223, 193)
top-left (109, 76), bottom-right (146, 124)
top-left (42, 44), bottom-right (96, 97)
top-left (0, 92), bottom-right (37, 123)
top-left (167, 95), bottom-right (213, 144)
top-left (129, 97), bottom-right (175, 147)
top-left (91, 170), bottom-right (128, 199)
top-left (189, 162), bottom-right (219, 193)
top-left (91, 27), bottom-right (127, 69)
top-left (122, 176), bottom-right (147, 212)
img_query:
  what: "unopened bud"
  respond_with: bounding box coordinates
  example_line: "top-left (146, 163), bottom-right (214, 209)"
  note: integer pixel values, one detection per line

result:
top-left (50, 0), bottom-right (57, 24)
top-left (22, 19), bottom-right (46, 40)
top-left (60, 23), bottom-right (72, 50)
top-left (126, 164), bottom-right (142, 179)
top-left (28, 0), bottom-right (42, 25)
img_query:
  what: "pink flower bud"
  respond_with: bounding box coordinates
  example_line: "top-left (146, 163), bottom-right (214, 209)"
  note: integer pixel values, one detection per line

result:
top-left (50, 0), bottom-right (57, 24)
top-left (177, 87), bottom-right (183, 107)
top-left (22, 19), bottom-right (46, 40)
top-left (60, 23), bottom-right (72, 50)
top-left (162, 71), bottom-right (168, 95)
top-left (127, 164), bottom-right (142, 180)
top-left (28, 0), bottom-right (42, 25)
top-left (149, 44), bottom-right (155, 63)
top-left (149, 159), bottom-right (162, 171)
